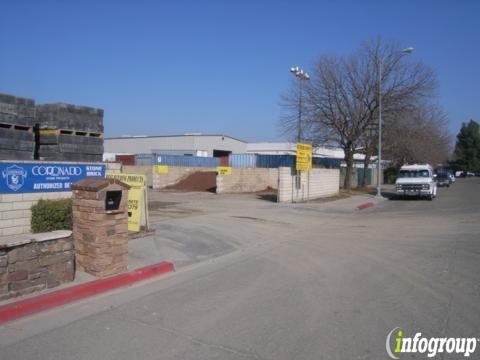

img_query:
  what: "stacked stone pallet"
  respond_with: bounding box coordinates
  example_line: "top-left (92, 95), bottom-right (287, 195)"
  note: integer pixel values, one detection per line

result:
top-left (0, 93), bottom-right (36, 160)
top-left (72, 178), bottom-right (129, 278)
top-left (36, 103), bottom-right (104, 162)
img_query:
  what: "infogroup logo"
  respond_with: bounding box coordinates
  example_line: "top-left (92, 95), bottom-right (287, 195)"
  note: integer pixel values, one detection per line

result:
top-left (386, 327), bottom-right (478, 358)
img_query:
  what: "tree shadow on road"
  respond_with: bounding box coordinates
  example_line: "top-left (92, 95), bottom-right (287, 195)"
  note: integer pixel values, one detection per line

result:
top-left (256, 193), bottom-right (278, 202)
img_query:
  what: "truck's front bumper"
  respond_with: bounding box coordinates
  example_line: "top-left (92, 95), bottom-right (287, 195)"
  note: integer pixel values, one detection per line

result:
top-left (396, 189), bottom-right (431, 196)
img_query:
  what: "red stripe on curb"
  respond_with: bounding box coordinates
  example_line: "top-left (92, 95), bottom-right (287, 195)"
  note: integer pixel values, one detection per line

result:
top-left (356, 202), bottom-right (374, 210)
top-left (0, 261), bottom-right (175, 325)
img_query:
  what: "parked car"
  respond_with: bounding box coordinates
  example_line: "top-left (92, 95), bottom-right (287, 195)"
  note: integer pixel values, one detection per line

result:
top-left (448, 173), bottom-right (455, 183)
top-left (395, 164), bottom-right (437, 200)
top-left (436, 173), bottom-right (451, 187)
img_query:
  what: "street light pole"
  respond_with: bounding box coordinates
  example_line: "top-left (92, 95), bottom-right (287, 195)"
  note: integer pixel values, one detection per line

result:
top-left (376, 47), bottom-right (414, 197)
top-left (290, 66), bottom-right (310, 143)
top-left (290, 66), bottom-right (310, 195)
top-left (376, 59), bottom-right (383, 197)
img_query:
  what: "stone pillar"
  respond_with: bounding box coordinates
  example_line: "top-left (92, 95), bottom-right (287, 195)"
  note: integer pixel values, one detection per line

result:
top-left (71, 178), bottom-right (129, 278)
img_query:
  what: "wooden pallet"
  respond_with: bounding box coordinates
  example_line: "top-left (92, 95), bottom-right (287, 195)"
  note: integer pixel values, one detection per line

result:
top-left (39, 129), bottom-right (103, 138)
top-left (0, 122), bottom-right (33, 132)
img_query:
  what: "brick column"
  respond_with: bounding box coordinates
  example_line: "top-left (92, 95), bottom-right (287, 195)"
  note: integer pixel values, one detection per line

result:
top-left (72, 178), bottom-right (129, 278)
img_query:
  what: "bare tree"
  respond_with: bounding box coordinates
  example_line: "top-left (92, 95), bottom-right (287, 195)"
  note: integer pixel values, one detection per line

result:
top-left (383, 104), bottom-right (452, 166)
top-left (296, 37), bottom-right (438, 189)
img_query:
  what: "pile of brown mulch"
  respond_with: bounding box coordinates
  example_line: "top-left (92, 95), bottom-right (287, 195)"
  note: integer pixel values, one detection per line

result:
top-left (165, 171), bottom-right (217, 192)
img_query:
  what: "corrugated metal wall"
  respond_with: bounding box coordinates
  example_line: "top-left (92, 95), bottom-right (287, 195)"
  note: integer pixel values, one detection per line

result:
top-left (155, 154), bottom-right (220, 167)
top-left (135, 154), bottom-right (156, 165)
top-left (356, 168), bottom-right (373, 185)
top-left (229, 154), bottom-right (257, 168)
top-left (312, 157), bottom-right (341, 168)
top-left (256, 154), bottom-right (296, 168)
top-left (134, 153), bottom-right (341, 169)
top-left (231, 154), bottom-right (341, 169)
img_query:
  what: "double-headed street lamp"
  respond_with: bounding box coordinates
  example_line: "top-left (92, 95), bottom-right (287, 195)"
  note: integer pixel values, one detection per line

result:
top-left (376, 47), bottom-right (414, 197)
top-left (290, 66), bottom-right (310, 143)
top-left (290, 66), bottom-right (310, 192)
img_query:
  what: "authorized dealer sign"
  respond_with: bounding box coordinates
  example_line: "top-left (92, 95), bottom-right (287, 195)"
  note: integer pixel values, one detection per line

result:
top-left (0, 162), bottom-right (105, 193)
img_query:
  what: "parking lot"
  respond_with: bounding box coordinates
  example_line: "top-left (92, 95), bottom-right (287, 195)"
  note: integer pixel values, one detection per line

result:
top-left (1, 178), bottom-right (479, 359)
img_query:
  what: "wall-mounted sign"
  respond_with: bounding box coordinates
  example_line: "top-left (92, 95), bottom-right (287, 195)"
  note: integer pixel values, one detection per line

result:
top-left (153, 165), bottom-right (169, 174)
top-left (217, 166), bottom-right (232, 175)
top-left (0, 162), bottom-right (105, 194)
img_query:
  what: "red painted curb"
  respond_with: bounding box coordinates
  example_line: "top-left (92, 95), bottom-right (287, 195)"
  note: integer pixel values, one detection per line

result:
top-left (356, 202), bottom-right (374, 210)
top-left (0, 261), bottom-right (175, 325)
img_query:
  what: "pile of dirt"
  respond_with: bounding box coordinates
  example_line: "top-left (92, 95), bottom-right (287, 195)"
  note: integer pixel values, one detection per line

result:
top-left (165, 171), bottom-right (217, 192)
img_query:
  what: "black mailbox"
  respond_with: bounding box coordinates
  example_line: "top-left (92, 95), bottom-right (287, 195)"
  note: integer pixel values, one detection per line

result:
top-left (105, 190), bottom-right (122, 211)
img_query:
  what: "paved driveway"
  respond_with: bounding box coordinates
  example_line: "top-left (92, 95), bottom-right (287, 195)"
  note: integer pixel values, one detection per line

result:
top-left (1, 178), bottom-right (479, 359)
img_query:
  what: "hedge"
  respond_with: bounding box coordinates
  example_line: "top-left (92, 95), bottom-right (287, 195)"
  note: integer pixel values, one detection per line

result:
top-left (31, 198), bottom-right (73, 233)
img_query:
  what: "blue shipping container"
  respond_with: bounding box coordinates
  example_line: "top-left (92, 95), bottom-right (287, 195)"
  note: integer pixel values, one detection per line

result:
top-left (254, 154), bottom-right (340, 169)
top-left (155, 154), bottom-right (219, 168)
top-left (134, 154), bottom-right (155, 165)
top-left (312, 157), bottom-right (341, 168)
top-left (229, 154), bottom-right (257, 168)
top-left (256, 154), bottom-right (296, 168)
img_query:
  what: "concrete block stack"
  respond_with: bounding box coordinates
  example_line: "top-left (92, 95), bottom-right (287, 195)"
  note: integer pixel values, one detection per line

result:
top-left (36, 103), bottom-right (104, 162)
top-left (0, 93), bottom-right (36, 160)
top-left (71, 178), bottom-right (129, 278)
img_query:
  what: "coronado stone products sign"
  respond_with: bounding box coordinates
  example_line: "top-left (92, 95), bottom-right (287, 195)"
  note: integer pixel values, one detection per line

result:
top-left (0, 162), bottom-right (105, 193)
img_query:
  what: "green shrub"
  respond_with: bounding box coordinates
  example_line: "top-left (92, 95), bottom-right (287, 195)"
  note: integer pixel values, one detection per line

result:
top-left (31, 198), bottom-right (73, 233)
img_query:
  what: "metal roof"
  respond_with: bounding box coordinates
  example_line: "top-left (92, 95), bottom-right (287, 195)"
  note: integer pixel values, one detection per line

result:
top-left (105, 134), bottom-right (247, 143)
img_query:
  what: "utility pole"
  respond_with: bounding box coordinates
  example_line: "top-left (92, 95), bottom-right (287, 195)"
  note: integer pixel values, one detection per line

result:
top-left (376, 47), bottom-right (414, 197)
top-left (290, 66), bottom-right (310, 143)
top-left (290, 66), bottom-right (310, 195)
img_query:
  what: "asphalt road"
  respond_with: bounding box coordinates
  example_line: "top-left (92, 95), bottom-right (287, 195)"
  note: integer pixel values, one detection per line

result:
top-left (1, 178), bottom-right (479, 359)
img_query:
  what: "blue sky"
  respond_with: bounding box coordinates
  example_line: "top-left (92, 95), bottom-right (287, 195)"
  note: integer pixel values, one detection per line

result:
top-left (0, 0), bottom-right (478, 142)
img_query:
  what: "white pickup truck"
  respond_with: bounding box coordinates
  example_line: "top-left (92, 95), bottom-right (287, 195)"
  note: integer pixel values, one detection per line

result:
top-left (395, 164), bottom-right (437, 200)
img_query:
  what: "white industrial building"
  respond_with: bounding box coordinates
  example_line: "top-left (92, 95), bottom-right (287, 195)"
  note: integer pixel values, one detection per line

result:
top-left (104, 136), bottom-right (379, 168)
top-left (247, 142), bottom-right (368, 162)
top-left (104, 134), bottom-right (247, 160)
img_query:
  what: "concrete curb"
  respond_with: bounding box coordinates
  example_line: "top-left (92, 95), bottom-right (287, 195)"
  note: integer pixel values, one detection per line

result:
top-left (0, 261), bottom-right (175, 325)
top-left (356, 202), bottom-right (375, 210)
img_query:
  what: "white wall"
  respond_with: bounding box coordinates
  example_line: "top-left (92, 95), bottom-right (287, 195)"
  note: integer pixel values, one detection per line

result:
top-left (278, 167), bottom-right (340, 203)
top-left (0, 191), bottom-right (72, 236)
top-left (105, 135), bottom-right (247, 156)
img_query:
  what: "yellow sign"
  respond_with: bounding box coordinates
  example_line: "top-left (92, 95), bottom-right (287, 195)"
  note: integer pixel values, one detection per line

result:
top-left (296, 143), bottom-right (312, 171)
top-left (217, 166), bottom-right (232, 175)
top-left (39, 129), bottom-right (60, 136)
top-left (153, 165), bottom-right (169, 174)
top-left (106, 172), bottom-right (146, 232)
